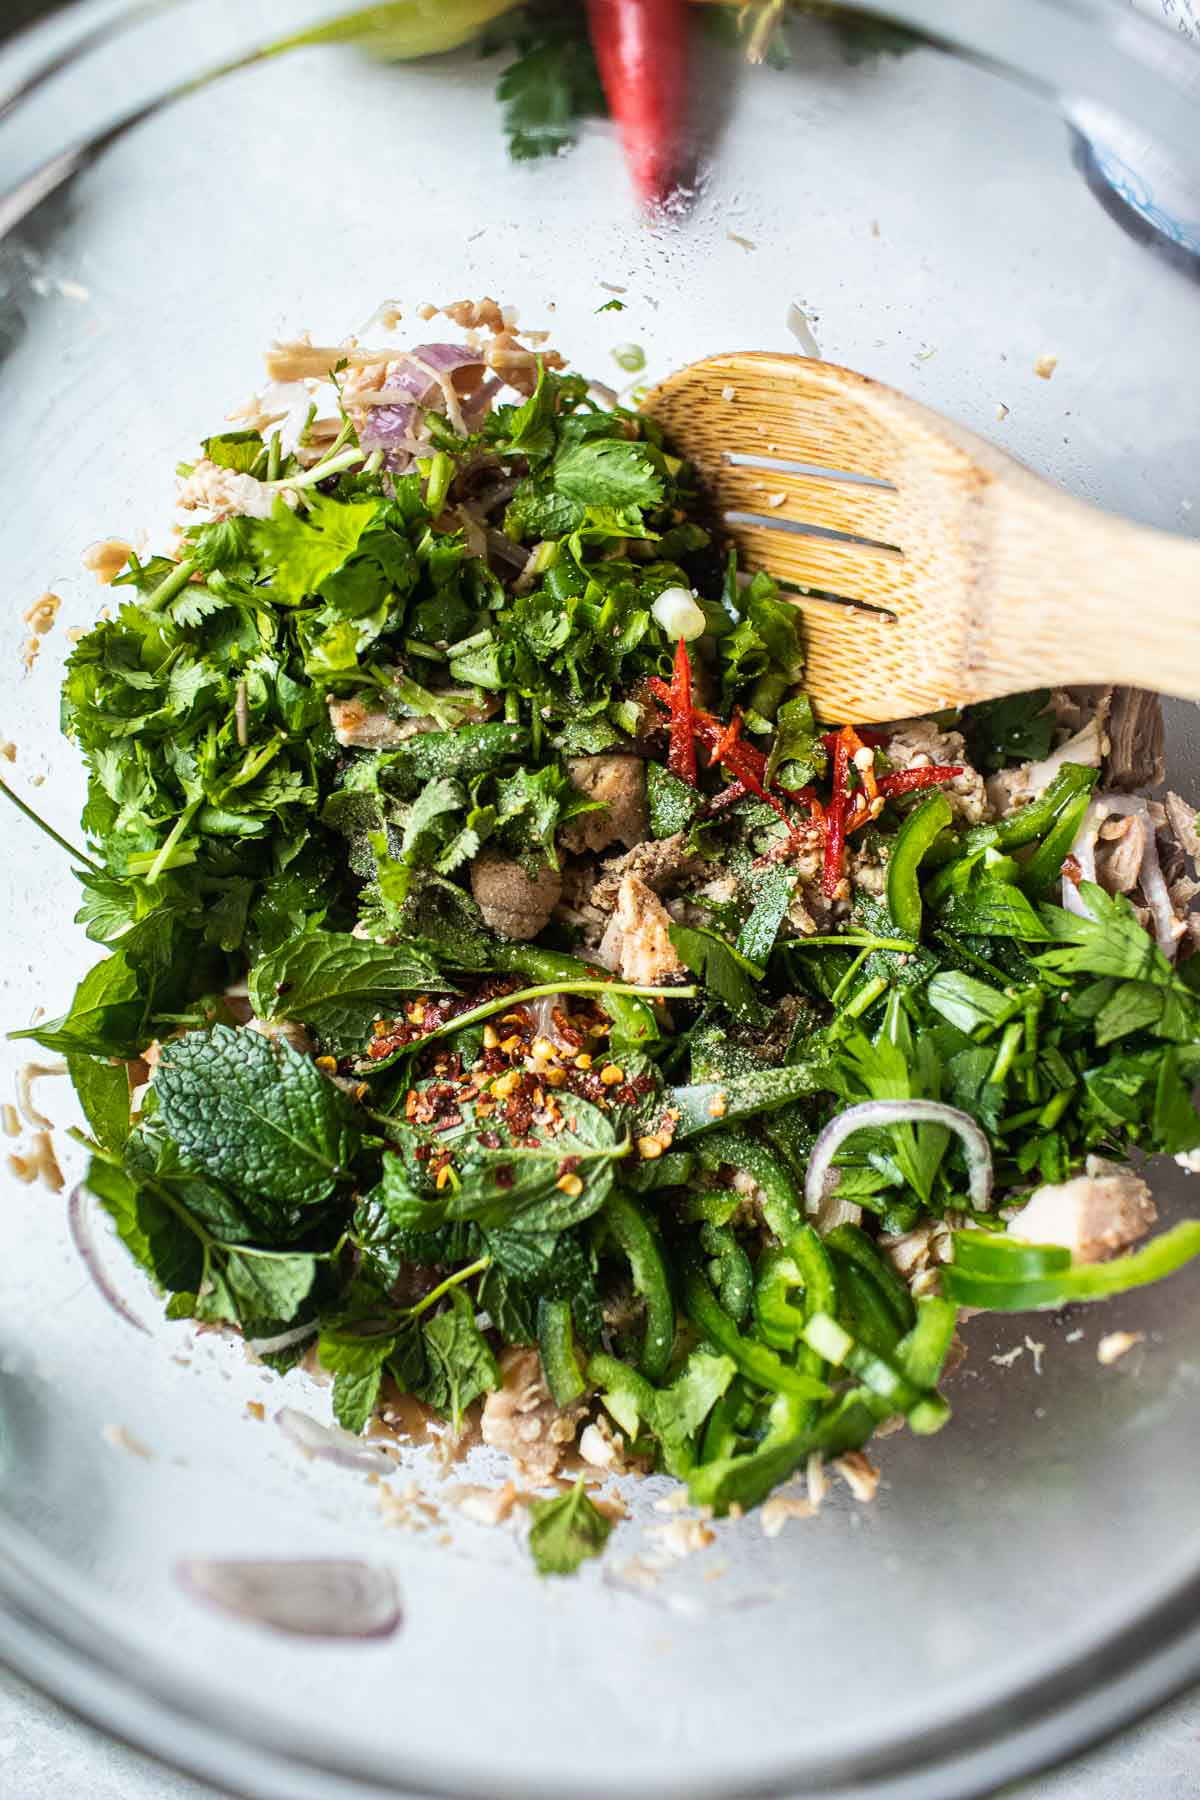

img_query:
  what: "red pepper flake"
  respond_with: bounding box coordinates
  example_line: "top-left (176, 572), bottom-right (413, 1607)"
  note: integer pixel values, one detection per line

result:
top-left (479, 1130), bottom-right (502, 1149)
top-left (494, 1165), bottom-right (514, 1190)
top-left (556, 1155), bottom-right (582, 1177)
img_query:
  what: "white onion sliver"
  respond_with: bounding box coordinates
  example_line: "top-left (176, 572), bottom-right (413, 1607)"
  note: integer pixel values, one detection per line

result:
top-left (176, 1558), bottom-right (402, 1639)
top-left (248, 1321), bottom-right (317, 1357)
top-left (276, 1406), bottom-right (395, 1475)
top-left (805, 1100), bottom-right (993, 1216)
top-left (68, 1185), bottom-right (150, 1335)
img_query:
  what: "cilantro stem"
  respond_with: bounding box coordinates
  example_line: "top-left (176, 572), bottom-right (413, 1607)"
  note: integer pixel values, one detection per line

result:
top-left (406, 1255), bottom-right (491, 1320)
top-left (143, 557), bottom-right (199, 613)
top-left (267, 430), bottom-right (282, 481)
top-left (0, 777), bottom-right (102, 874)
top-left (392, 980), bottom-right (698, 1055)
top-left (794, 934), bottom-right (918, 952)
top-left (144, 798), bottom-right (201, 886)
top-left (841, 974), bottom-right (889, 1020)
top-left (266, 447), bottom-right (362, 492)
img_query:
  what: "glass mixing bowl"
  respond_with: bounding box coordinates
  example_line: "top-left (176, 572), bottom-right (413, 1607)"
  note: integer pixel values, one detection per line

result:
top-left (3, 4), bottom-right (1200, 1796)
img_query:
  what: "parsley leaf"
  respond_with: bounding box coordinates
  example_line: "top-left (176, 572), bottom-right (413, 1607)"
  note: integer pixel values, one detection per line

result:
top-left (153, 1023), bottom-right (356, 1209)
top-left (526, 1475), bottom-right (613, 1576)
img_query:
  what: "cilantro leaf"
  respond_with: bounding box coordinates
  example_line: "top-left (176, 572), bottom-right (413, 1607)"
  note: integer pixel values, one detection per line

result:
top-left (553, 440), bottom-right (664, 510)
top-left (491, 11), bottom-right (605, 163)
top-left (153, 1023), bottom-right (356, 1209)
top-left (526, 1475), bottom-right (613, 1576)
top-left (252, 494), bottom-right (384, 606)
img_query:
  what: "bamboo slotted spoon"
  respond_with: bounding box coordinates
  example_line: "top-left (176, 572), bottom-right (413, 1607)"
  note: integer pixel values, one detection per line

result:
top-left (645, 352), bottom-right (1200, 724)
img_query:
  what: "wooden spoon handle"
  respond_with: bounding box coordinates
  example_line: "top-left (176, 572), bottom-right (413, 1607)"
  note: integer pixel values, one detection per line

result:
top-left (966, 478), bottom-right (1200, 703)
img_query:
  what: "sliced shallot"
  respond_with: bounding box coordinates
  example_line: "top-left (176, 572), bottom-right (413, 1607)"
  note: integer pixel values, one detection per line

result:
top-left (176, 1558), bottom-right (402, 1639)
top-left (275, 1406), bottom-right (395, 1475)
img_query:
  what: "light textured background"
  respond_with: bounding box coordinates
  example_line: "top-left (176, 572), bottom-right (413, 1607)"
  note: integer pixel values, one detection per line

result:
top-left (2, 1665), bottom-right (1198, 1800)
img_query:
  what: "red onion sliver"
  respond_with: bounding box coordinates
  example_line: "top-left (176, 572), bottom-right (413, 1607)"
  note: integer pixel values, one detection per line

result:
top-left (176, 1558), bottom-right (402, 1640)
top-left (68, 1184), bottom-right (150, 1335)
top-left (806, 1100), bottom-right (993, 1216)
top-left (276, 1406), bottom-right (396, 1475)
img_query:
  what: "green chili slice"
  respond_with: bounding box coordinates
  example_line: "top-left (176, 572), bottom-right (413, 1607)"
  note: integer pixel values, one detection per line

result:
top-left (682, 1257), bottom-right (830, 1401)
top-left (824, 1221), bottom-right (916, 1334)
top-left (942, 1221), bottom-right (1200, 1310)
top-left (602, 1190), bottom-right (676, 1381)
top-left (537, 1297), bottom-right (587, 1408)
top-left (885, 789), bottom-right (953, 937)
top-left (963, 763), bottom-right (1098, 855)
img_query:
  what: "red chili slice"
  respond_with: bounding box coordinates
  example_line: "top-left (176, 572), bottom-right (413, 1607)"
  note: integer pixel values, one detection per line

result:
top-left (876, 766), bottom-right (964, 798)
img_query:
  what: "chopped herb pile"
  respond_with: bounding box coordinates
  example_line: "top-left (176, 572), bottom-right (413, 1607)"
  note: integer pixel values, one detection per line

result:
top-left (12, 311), bottom-right (1200, 1576)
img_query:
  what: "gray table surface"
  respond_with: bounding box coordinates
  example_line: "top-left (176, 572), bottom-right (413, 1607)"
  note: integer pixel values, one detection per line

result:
top-left (1, 1665), bottom-right (1197, 1799)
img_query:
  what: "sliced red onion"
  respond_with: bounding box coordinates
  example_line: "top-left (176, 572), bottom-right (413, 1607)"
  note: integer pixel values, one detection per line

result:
top-left (247, 1321), bottom-right (317, 1357)
top-left (276, 1406), bottom-right (395, 1475)
top-left (176, 1558), bottom-right (402, 1640)
top-left (358, 402), bottom-right (422, 454)
top-left (69, 1184), bottom-right (150, 1335)
top-left (1064, 793), bottom-right (1185, 958)
top-left (806, 1100), bottom-right (993, 1215)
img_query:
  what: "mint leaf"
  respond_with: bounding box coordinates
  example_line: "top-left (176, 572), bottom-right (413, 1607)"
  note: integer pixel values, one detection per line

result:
top-left (553, 440), bottom-right (663, 510)
top-left (153, 1023), bottom-right (356, 1208)
top-left (418, 1289), bottom-right (499, 1433)
top-left (13, 951), bottom-right (143, 1057)
top-left (527, 1476), bottom-right (612, 1576)
top-left (444, 1098), bottom-right (626, 1235)
top-left (224, 1251), bottom-right (316, 1325)
top-left (319, 1328), bottom-right (396, 1433)
top-left (68, 1052), bottom-right (130, 1150)
top-left (86, 1157), bottom-right (201, 1294)
top-left (248, 931), bottom-right (447, 1048)
top-left (646, 763), bottom-right (701, 838)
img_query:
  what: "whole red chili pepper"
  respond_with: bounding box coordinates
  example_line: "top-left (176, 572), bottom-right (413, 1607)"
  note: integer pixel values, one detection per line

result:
top-left (585, 0), bottom-right (688, 207)
top-left (877, 766), bottom-right (964, 798)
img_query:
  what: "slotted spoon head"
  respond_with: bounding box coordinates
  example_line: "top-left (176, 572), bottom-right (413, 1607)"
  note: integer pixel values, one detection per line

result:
top-left (644, 351), bottom-right (1038, 725)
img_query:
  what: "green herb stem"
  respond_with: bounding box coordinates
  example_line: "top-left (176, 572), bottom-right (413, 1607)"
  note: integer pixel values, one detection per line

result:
top-left (0, 777), bottom-right (102, 874)
top-left (143, 557), bottom-right (199, 613)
